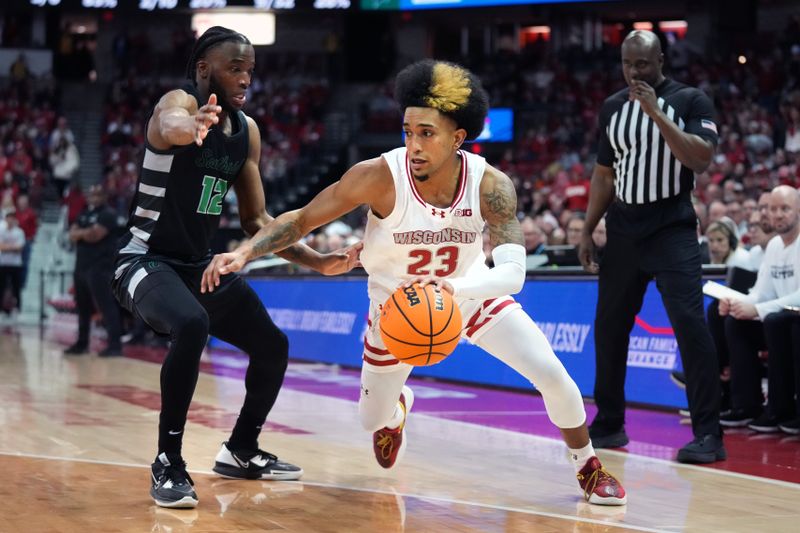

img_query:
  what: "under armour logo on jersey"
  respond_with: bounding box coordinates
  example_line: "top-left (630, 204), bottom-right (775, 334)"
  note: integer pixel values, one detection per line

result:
top-left (431, 208), bottom-right (446, 218)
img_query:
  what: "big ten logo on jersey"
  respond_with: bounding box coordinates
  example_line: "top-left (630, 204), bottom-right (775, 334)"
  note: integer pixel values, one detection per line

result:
top-left (453, 208), bottom-right (473, 217)
top-left (403, 286), bottom-right (421, 306)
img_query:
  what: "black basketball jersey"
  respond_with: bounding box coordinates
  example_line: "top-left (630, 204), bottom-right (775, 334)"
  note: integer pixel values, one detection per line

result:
top-left (118, 84), bottom-right (249, 263)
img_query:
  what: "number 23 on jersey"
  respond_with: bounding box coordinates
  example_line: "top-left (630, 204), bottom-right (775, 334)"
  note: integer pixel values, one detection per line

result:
top-left (407, 246), bottom-right (459, 276)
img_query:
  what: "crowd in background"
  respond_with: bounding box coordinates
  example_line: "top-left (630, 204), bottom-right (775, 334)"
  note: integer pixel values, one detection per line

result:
top-left (3, 16), bottom-right (800, 323)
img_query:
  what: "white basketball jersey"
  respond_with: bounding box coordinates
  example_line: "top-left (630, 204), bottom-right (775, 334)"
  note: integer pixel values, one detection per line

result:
top-left (360, 147), bottom-right (489, 306)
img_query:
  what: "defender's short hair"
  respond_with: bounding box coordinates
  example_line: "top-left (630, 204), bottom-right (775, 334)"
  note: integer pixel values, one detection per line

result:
top-left (394, 60), bottom-right (489, 141)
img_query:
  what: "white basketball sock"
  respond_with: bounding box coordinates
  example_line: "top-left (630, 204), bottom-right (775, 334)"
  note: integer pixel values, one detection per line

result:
top-left (385, 402), bottom-right (405, 430)
top-left (568, 443), bottom-right (596, 473)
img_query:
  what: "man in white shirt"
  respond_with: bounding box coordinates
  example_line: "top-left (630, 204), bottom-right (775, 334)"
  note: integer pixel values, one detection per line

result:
top-left (0, 211), bottom-right (26, 322)
top-left (719, 185), bottom-right (800, 434)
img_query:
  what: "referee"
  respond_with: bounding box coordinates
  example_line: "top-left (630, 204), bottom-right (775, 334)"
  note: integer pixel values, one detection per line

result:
top-left (578, 30), bottom-right (726, 464)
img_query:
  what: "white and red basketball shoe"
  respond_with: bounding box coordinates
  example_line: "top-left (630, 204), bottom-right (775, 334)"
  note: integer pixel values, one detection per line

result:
top-left (373, 386), bottom-right (414, 469)
top-left (577, 456), bottom-right (627, 505)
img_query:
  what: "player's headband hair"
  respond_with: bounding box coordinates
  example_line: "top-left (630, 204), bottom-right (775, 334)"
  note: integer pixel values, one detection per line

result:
top-left (394, 60), bottom-right (489, 141)
top-left (186, 26), bottom-right (251, 82)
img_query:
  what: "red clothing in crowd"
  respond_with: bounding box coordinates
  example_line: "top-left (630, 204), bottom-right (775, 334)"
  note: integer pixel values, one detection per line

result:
top-left (564, 179), bottom-right (590, 212)
top-left (63, 188), bottom-right (86, 226)
top-left (16, 207), bottom-right (38, 241)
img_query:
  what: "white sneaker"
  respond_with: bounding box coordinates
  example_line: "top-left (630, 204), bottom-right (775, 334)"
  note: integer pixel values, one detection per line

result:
top-left (212, 442), bottom-right (303, 480)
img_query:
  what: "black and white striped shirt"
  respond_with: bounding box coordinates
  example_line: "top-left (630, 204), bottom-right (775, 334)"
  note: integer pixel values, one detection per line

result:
top-left (597, 78), bottom-right (718, 205)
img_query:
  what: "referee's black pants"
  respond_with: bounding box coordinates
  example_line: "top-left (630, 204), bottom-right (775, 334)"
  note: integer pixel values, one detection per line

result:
top-left (592, 222), bottom-right (722, 438)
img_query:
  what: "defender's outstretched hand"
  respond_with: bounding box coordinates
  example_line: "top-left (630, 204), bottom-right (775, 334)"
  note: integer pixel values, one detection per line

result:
top-left (201, 249), bottom-right (247, 293)
top-left (194, 93), bottom-right (221, 146)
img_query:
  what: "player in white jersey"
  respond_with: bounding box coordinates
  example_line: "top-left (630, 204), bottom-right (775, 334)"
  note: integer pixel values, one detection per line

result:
top-left (201, 60), bottom-right (626, 505)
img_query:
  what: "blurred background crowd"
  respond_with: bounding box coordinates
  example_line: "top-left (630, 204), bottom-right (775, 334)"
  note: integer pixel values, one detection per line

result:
top-left (0, 0), bottom-right (797, 320)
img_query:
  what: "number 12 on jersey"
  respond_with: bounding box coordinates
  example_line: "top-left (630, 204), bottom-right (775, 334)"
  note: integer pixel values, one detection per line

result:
top-left (197, 175), bottom-right (228, 215)
top-left (407, 246), bottom-right (459, 276)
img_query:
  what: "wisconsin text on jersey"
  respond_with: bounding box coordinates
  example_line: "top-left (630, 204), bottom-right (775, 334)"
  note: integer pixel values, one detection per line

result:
top-left (393, 229), bottom-right (478, 245)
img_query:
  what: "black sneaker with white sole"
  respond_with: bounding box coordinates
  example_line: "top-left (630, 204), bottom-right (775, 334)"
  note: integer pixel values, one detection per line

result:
top-left (778, 417), bottom-right (800, 435)
top-left (213, 442), bottom-right (303, 480)
top-left (720, 408), bottom-right (761, 428)
top-left (670, 371), bottom-right (686, 389)
top-left (150, 453), bottom-right (198, 508)
top-left (747, 412), bottom-right (785, 433)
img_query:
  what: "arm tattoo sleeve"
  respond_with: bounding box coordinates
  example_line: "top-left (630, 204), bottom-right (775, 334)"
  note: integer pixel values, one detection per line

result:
top-left (483, 178), bottom-right (523, 247)
top-left (252, 220), bottom-right (303, 257)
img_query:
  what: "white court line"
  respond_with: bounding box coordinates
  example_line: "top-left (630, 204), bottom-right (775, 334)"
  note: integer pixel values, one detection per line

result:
top-left (423, 410), bottom-right (550, 415)
top-left (0, 450), bottom-right (666, 533)
top-left (407, 410), bottom-right (800, 491)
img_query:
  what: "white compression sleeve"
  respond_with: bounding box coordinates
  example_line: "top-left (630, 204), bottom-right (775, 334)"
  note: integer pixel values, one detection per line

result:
top-left (449, 243), bottom-right (526, 300)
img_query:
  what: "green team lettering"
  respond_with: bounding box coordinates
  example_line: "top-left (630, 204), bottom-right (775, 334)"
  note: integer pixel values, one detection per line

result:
top-left (197, 175), bottom-right (228, 215)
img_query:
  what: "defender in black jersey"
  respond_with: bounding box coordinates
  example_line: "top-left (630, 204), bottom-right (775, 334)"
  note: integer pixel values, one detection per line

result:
top-left (579, 30), bottom-right (725, 465)
top-left (112, 27), bottom-right (360, 509)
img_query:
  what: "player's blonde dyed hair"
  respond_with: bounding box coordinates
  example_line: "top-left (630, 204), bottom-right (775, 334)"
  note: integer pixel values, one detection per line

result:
top-left (425, 63), bottom-right (472, 113)
top-left (394, 59), bottom-right (489, 141)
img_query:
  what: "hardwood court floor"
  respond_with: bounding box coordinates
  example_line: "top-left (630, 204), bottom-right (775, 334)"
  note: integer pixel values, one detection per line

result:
top-left (0, 328), bottom-right (798, 532)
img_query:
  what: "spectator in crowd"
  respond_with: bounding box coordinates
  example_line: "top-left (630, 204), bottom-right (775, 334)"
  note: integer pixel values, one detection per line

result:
top-left (758, 191), bottom-right (772, 222)
top-left (738, 205), bottom-right (776, 271)
top-left (708, 200), bottom-right (727, 225)
top-left (705, 218), bottom-right (746, 265)
top-left (726, 200), bottom-right (745, 236)
top-left (49, 137), bottom-right (80, 199)
top-left (9, 53), bottom-right (30, 98)
top-left (49, 116), bottom-right (75, 150)
top-left (9, 53), bottom-right (30, 82)
top-left (521, 216), bottom-right (546, 255)
top-left (63, 184), bottom-right (123, 357)
top-left (564, 163), bottom-right (590, 212)
top-left (720, 185), bottom-right (800, 434)
top-left (63, 177), bottom-right (86, 227)
top-left (14, 194), bottom-right (37, 287)
top-left (565, 213), bottom-right (586, 247)
top-left (0, 211), bottom-right (26, 322)
top-left (785, 107), bottom-right (800, 153)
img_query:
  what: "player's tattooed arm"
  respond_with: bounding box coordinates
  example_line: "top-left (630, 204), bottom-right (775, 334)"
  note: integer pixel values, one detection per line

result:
top-left (251, 215), bottom-right (304, 258)
top-left (480, 166), bottom-right (524, 247)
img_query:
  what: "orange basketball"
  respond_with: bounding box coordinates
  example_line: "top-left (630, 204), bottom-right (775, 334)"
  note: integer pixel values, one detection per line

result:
top-left (380, 283), bottom-right (462, 366)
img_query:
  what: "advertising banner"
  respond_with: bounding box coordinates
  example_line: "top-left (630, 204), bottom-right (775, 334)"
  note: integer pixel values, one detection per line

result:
top-left (210, 276), bottom-right (710, 408)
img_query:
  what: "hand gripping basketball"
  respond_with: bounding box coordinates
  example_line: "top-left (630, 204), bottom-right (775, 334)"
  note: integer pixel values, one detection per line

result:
top-left (379, 283), bottom-right (462, 366)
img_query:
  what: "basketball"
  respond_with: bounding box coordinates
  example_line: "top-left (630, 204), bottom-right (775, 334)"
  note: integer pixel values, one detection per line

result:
top-left (379, 283), bottom-right (462, 366)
